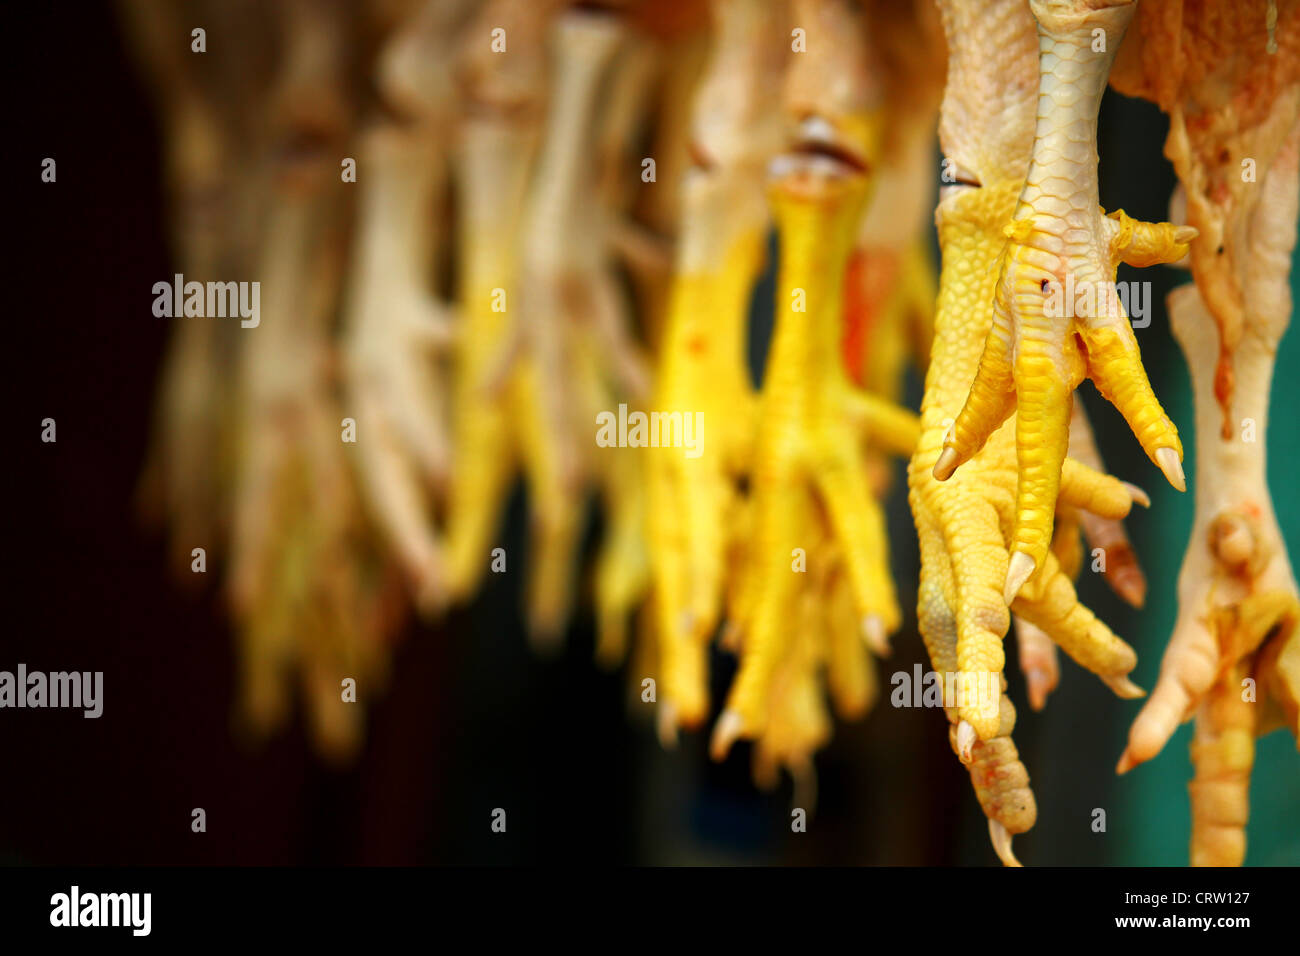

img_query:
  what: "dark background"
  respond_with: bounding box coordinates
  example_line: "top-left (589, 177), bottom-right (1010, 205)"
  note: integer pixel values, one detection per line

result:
top-left (6, 0), bottom-right (1297, 866)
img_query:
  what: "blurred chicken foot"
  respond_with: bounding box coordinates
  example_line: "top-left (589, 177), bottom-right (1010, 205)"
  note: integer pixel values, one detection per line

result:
top-left (342, 3), bottom-right (468, 615)
top-left (1121, 129), bottom-right (1300, 773)
top-left (647, 0), bottom-right (786, 730)
top-left (444, 0), bottom-right (548, 608)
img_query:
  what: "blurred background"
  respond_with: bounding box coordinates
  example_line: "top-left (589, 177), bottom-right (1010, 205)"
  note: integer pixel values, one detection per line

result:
top-left (5, 0), bottom-right (1298, 866)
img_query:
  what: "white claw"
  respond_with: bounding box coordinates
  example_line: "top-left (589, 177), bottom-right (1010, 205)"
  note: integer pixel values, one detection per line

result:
top-left (932, 446), bottom-right (959, 481)
top-left (1024, 668), bottom-right (1051, 712)
top-left (956, 719), bottom-right (977, 764)
top-left (1155, 446), bottom-right (1186, 492)
top-left (1101, 673), bottom-right (1146, 700)
top-left (1004, 550), bottom-right (1036, 605)
top-left (861, 614), bottom-right (891, 656)
top-left (710, 709), bottom-right (744, 762)
top-left (989, 819), bottom-right (1023, 867)
top-left (1120, 481), bottom-right (1150, 508)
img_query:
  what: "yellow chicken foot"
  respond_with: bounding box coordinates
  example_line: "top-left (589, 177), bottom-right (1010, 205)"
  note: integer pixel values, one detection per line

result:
top-left (511, 9), bottom-right (632, 647)
top-left (444, 0), bottom-right (547, 608)
top-left (934, 0), bottom-right (1194, 606)
top-left (713, 111), bottom-right (914, 755)
top-left (911, 0), bottom-right (1151, 864)
top-left (647, 0), bottom-right (785, 734)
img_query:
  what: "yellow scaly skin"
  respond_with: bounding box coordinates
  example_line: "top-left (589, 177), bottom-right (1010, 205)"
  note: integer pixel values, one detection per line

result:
top-left (1010, 403), bottom-right (1148, 715)
top-left (711, 158), bottom-right (919, 759)
top-left (1010, 403), bottom-right (1150, 713)
top-left (934, 0), bottom-right (1195, 611)
top-left (911, 0), bottom-right (1149, 865)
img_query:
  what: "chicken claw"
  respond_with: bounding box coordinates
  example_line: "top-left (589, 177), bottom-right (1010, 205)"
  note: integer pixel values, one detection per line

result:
top-left (934, 0), bottom-right (1194, 606)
